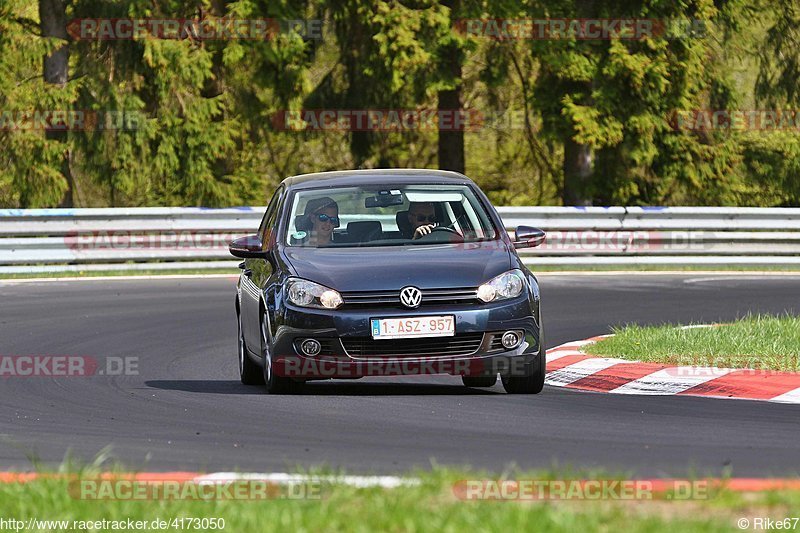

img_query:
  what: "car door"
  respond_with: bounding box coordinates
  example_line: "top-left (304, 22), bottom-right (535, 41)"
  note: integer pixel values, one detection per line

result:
top-left (241, 186), bottom-right (284, 351)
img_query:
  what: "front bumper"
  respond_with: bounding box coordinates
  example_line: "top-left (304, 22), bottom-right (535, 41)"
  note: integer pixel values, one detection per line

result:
top-left (273, 350), bottom-right (544, 379)
top-left (270, 295), bottom-right (542, 379)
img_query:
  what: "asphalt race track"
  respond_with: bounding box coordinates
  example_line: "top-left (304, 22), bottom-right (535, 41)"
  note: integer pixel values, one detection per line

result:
top-left (1, 274), bottom-right (799, 477)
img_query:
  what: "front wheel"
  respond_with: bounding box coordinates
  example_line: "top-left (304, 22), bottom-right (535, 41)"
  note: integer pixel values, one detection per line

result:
top-left (501, 367), bottom-right (544, 394)
top-left (238, 313), bottom-right (265, 385)
top-left (261, 313), bottom-right (302, 394)
top-left (501, 334), bottom-right (546, 394)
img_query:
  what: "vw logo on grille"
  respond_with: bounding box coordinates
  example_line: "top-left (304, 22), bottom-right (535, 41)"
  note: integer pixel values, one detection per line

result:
top-left (399, 286), bottom-right (422, 308)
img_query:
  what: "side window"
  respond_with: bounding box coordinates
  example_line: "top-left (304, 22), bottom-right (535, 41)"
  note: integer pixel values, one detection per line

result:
top-left (259, 186), bottom-right (284, 248)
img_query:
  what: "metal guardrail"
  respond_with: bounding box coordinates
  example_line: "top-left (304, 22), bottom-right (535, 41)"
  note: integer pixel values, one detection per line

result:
top-left (2, 206), bottom-right (800, 273)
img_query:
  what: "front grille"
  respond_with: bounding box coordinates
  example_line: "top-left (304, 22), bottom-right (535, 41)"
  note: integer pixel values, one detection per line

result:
top-left (341, 287), bottom-right (479, 308)
top-left (488, 333), bottom-right (505, 352)
top-left (342, 333), bottom-right (484, 358)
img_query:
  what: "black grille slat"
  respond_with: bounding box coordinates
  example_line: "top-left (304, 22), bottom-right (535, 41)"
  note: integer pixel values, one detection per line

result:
top-left (318, 340), bottom-right (335, 355)
top-left (341, 287), bottom-right (479, 307)
top-left (344, 346), bottom-right (477, 355)
top-left (424, 291), bottom-right (476, 296)
top-left (489, 335), bottom-right (504, 351)
top-left (342, 333), bottom-right (484, 358)
top-left (346, 293), bottom-right (398, 299)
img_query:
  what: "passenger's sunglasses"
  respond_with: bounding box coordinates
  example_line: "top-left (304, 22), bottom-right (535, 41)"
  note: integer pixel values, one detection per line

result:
top-left (414, 214), bottom-right (437, 223)
top-left (315, 213), bottom-right (340, 225)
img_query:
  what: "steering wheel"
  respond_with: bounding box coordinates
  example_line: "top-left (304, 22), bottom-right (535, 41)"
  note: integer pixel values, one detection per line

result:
top-left (431, 225), bottom-right (461, 236)
top-left (416, 225), bottom-right (464, 243)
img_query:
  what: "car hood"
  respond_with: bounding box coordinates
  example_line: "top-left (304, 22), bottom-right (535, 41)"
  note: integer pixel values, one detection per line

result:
top-left (283, 242), bottom-right (513, 292)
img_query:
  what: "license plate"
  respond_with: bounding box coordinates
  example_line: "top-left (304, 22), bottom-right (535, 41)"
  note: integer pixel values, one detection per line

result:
top-left (371, 316), bottom-right (455, 340)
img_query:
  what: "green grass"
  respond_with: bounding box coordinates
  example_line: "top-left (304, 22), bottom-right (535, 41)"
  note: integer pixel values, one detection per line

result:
top-left (531, 264), bottom-right (800, 273)
top-left (0, 268), bottom-right (239, 280)
top-left (3, 264), bottom-right (800, 281)
top-left (586, 314), bottom-right (800, 371)
top-left (2, 466), bottom-right (799, 532)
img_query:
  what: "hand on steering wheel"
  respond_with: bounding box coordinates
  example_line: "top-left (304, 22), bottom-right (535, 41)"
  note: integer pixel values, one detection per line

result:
top-left (412, 224), bottom-right (436, 239)
top-left (430, 225), bottom-right (461, 236)
top-left (413, 224), bottom-right (462, 240)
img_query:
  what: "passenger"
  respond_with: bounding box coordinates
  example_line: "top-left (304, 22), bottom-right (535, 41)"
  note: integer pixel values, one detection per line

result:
top-left (300, 197), bottom-right (339, 246)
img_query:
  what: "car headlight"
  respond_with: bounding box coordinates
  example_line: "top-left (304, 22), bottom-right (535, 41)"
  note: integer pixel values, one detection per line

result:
top-left (286, 278), bottom-right (343, 309)
top-left (477, 270), bottom-right (525, 303)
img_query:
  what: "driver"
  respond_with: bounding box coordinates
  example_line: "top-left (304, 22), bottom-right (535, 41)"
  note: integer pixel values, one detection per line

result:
top-left (406, 202), bottom-right (438, 239)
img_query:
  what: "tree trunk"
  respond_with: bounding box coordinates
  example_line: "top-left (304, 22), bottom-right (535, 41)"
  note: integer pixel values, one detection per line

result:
top-left (437, 0), bottom-right (464, 174)
top-left (39, 0), bottom-right (73, 207)
top-left (562, 136), bottom-right (593, 206)
top-left (437, 85), bottom-right (465, 174)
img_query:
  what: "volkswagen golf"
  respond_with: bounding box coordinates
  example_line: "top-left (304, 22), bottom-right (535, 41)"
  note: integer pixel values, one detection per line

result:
top-left (229, 169), bottom-right (546, 394)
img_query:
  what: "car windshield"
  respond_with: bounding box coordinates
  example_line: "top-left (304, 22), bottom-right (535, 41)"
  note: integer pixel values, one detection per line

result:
top-left (285, 184), bottom-right (499, 248)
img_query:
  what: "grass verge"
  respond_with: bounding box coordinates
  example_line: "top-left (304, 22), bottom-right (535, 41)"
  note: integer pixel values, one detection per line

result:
top-left (4, 263), bottom-right (800, 280)
top-left (531, 264), bottom-right (800, 272)
top-left (586, 314), bottom-right (800, 371)
top-left (1, 466), bottom-right (799, 532)
top-left (0, 268), bottom-right (239, 280)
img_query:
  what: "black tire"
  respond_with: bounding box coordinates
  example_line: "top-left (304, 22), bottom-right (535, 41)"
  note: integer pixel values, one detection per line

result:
top-left (462, 375), bottom-right (497, 388)
top-left (238, 312), bottom-right (265, 385)
top-left (261, 313), bottom-right (302, 394)
top-left (501, 333), bottom-right (546, 394)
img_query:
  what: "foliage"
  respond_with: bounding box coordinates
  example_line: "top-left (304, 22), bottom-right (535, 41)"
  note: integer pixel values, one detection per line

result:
top-left (0, 0), bottom-right (798, 207)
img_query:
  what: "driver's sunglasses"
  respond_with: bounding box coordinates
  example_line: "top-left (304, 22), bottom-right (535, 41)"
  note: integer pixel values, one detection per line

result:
top-left (316, 213), bottom-right (340, 225)
top-left (415, 214), bottom-right (437, 223)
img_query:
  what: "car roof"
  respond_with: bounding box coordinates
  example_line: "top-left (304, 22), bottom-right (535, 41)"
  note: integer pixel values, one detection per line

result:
top-left (280, 169), bottom-right (475, 190)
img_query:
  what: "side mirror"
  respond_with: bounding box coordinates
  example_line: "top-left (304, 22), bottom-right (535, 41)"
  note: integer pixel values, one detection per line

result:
top-left (229, 234), bottom-right (269, 259)
top-left (514, 226), bottom-right (546, 249)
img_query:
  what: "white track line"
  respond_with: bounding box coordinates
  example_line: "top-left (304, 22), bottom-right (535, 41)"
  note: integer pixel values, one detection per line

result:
top-left (545, 358), bottom-right (628, 387)
top-left (546, 349), bottom-right (587, 362)
top-left (546, 351), bottom-right (584, 363)
top-left (546, 337), bottom-right (611, 362)
top-left (547, 339), bottom-right (598, 352)
top-left (194, 472), bottom-right (419, 488)
top-left (770, 387), bottom-right (800, 404)
top-left (610, 367), bottom-right (735, 395)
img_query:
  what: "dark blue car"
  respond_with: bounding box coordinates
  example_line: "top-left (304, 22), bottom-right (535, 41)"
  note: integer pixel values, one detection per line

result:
top-left (230, 169), bottom-right (546, 394)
